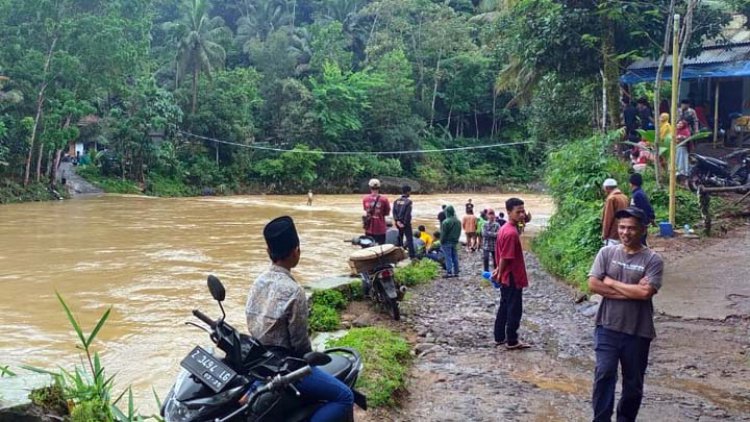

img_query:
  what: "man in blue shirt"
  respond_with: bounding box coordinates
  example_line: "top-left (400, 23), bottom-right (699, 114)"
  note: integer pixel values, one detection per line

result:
top-left (629, 173), bottom-right (655, 245)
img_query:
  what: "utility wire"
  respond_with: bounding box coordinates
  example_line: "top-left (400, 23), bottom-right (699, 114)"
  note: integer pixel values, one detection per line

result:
top-left (175, 128), bottom-right (533, 156)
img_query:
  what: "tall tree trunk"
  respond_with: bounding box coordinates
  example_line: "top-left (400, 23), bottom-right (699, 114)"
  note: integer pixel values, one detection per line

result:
top-left (474, 105), bottom-right (479, 140)
top-left (50, 116), bottom-right (71, 187)
top-left (191, 66), bottom-right (199, 114)
top-left (491, 92), bottom-right (497, 138)
top-left (601, 17), bottom-right (621, 131)
top-left (675, 0), bottom-right (698, 95)
top-left (24, 36), bottom-right (57, 187)
top-left (429, 53), bottom-right (443, 128)
top-left (35, 141), bottom-right (44, 182)
top-left (652, 1), bottom-right (675, 189)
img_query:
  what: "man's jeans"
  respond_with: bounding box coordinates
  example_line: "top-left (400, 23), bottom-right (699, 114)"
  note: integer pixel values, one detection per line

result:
top-left (482, 248), bottom-right (495, 272)
top-left (296, 366), bottom-right (354, 422)
top-left (592, 326), bottom-right (652, 422)
top-left (493, 274), bottom-right (522, 345)
top-left (442, 242), bottom-right (458, 275)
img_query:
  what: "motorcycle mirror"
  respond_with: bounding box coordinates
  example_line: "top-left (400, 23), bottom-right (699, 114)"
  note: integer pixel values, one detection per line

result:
top-left (207, 275), bottom-right (226, 302)
top-left (303, 351), bottom-right (332, 367)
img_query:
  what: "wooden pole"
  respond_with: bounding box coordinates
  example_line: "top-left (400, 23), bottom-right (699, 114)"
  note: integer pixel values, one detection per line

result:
top-left (669, 14), bottom-right (680, 226)
top-left (713, 81), bottom-right (720, 148)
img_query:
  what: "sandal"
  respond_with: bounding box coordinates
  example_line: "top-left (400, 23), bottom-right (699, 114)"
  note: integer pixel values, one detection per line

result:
top-left (506, 341), bottom-right (532, 350)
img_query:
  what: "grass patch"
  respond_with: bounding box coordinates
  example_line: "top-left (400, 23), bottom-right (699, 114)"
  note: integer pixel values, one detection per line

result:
top-left (309, 289), bottom-right (349, 332)
top-left (394, 259), bottom-right (440, 287)
top-left (0, 180), bottom-right (63, 203)
top-left (76, 166), bottom-right (141, 194)
top-left (328, 327), bottom-right (412, 408)
top-left (145, 173), bottom-right (197, 197)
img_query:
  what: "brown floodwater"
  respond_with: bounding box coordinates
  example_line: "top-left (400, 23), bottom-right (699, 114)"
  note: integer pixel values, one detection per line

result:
top-left (0, 192), bottom-right (553, 411)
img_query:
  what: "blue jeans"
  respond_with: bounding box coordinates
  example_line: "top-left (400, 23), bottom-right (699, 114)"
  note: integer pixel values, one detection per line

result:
top-left (592, 326), bottom-right (652, 422)
top-left (442, 242), bottom-right (458, 275)
top-left (296, 366), bottom-right (354, 422)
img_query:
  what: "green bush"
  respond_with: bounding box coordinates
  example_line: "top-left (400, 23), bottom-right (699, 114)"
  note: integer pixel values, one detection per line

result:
top-left (309, 304), bottom-right (340, 332)
top-left (328, 327), bottom-right (412, 407)
top-left (311, 289), bottom-right (348, 310)
top-left (145, 173), bottom-right (197, 197)
top-left (0, 180), bottom-right (60, 203)
top-left (395, 259), bottom-right (440, 287)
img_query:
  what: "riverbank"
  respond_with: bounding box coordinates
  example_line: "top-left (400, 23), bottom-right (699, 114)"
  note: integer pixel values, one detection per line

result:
top-left (353, 248), bottom-right (750, 421)
top-left (0, 180), bottom-right (66, 204)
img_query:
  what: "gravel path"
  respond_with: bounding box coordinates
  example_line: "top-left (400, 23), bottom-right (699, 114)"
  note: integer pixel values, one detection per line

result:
top-left (367, 249), bottom-right (750, 421)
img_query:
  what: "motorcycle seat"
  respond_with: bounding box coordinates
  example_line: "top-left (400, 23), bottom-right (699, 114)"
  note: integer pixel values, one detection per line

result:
top-left (318, 354), bottom-right (353, 381)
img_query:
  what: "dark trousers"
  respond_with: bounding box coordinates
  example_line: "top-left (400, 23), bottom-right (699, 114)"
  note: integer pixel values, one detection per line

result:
top-left (296, 366), bottom-right (354, 422)
top-left (592, 326), bottom-right (652, 422)
top-left (482, 248), bottom-right (495, 272)
top-left (397, 223), bottom-right (415, 258)
top-left (493, 274), bottom-right (523, 345)
top-left (368, 233), bottom-right (386, 245)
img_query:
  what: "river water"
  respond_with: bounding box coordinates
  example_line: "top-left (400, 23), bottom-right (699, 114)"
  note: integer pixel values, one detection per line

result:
top-left (0, 192), bottom-right (552, 411)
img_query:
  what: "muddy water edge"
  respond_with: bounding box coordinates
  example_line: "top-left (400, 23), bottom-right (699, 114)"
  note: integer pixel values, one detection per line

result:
top-left (0, 192), bottom-right (553, 413)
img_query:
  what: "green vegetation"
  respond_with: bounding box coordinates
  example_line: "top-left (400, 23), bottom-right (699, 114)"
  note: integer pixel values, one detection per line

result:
top-left (23, 293), bottom-right (156, 421)
top-left (533, 132), bottom-right (704, 290)
top-left (76, 166), bottom-right (141, 195)
top-left (309, 289), bottom-right (348, 332)
top-left (329, 327), bottom-right (411, 408)
top-left (395, 259), bottom-right (441, 287)
top-left (0, 180), bottom-right (64, 203)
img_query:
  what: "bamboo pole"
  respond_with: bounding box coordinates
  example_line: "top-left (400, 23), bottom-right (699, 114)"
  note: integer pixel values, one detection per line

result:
top-left (713, 82), bottom-right (720, 148)
top-left (669, 14), bottom-right (680, 226)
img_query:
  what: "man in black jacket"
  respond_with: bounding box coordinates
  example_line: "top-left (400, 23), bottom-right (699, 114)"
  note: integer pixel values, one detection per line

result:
top-left (393, 185), bottom-right (415, 259)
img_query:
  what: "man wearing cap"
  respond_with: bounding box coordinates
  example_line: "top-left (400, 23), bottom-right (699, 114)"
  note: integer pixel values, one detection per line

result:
top-left (392, 185), bottom-right (416, 258)
top-left (588, 207), bottom-right (664, 422)
top-left (362, 178), bottom-right (391, 245)
top-left (601, 178), bottom-right (629, 246)
top-left (246, 216), bottom-right (354, 421)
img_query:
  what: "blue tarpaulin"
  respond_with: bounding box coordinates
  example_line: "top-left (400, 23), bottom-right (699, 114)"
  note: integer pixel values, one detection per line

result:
top-left (621, 60), bottom-right (750, 84)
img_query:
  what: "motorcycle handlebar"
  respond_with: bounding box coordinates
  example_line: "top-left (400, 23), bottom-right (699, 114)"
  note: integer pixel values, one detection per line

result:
top-left (258, 366), bottom-right (312, 394)
top-left (192, 309), bottom-right (215, 327)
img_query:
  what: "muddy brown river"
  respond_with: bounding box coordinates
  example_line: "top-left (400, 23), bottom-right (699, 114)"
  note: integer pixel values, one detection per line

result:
top-left (0, 193), bottom-right (553, 411)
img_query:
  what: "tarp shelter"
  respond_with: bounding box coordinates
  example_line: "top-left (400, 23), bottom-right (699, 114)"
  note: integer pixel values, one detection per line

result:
top-left (621, 16), bottom-right (750, 143)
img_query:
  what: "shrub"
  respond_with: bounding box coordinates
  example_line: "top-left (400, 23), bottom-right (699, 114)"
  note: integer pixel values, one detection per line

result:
top-left (395, 259), bottom-right (440, 287)
top-left (311, 289), bottom-right (348, 310)
top-left (328, 327), bottom-right (412, 407)
top-left (309, 304), bottom-right (340, 332)
top-left (145, 173), bottom-right (197, 197)
top-left (77, 165), bottom-right (141, 194)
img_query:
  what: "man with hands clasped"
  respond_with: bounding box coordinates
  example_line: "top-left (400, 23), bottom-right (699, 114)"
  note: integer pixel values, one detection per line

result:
top-left (587, 206), bottom-right (664, 422)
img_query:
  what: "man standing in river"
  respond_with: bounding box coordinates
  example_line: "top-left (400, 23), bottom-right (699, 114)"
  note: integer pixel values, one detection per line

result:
top-left (588, 207), bottom-right (663, 422)
top-left (362, 178), bottom-right (390, 245)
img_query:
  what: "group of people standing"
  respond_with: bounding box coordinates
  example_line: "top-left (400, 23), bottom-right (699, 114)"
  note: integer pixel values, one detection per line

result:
top-left (625, 98), bottom-right (703, 177)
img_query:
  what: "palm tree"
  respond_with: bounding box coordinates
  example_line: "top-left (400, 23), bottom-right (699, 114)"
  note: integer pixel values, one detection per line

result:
top-left (234, 0), bottom-right (294, 49)
top-left (169, 0), bottom-right (230, 114)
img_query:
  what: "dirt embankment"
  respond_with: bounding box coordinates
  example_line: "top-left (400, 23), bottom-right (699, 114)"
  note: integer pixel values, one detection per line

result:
top-left (354, 248), bottom-right (750, 421)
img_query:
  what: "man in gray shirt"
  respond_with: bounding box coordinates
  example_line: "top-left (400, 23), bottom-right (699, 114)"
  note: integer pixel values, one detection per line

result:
top-left (588, 207), bottom-right (664, 422)
top-left (246, 216), bottom-right (353, 421)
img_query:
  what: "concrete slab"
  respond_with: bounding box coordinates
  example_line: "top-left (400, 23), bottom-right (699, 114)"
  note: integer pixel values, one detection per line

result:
top-left (655, 231), bottom-right (750, 320)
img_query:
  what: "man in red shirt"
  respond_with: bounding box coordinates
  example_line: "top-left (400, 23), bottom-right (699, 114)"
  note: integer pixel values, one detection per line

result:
top-left (492, 197), bottom-right (531, 350)
top-left (362, 178), bottom-right (391, 245)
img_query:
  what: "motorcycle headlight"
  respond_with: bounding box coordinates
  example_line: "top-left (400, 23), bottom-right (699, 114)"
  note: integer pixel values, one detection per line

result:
top-left (163, 395), bottom-right (204, 422)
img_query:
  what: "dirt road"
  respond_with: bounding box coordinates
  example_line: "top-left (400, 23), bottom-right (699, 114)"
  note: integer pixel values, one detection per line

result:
top-left (362, 250), bottom-right (750, 421)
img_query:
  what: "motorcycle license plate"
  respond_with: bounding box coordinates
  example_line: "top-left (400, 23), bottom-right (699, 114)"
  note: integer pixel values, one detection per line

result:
top-left (180, 346), bottom-right (237, 393)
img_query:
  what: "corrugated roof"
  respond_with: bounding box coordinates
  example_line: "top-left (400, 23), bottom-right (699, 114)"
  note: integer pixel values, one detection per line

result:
top-left (628, 44), bottom-right (750, 69)
top-left (627, 14), bottom-right (750, 71)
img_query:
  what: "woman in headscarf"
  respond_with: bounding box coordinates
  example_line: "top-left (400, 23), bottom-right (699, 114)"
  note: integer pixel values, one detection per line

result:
top-left (659, 113), bottom-right (672, 141)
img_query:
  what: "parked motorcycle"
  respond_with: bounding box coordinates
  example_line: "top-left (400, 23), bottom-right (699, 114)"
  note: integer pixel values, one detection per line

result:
top-left (161, 275), bottom-right (367, 422)
top-left (688, 149), bottom-right (750, 192)
top-left (350, 236), bottom-right (404, 321)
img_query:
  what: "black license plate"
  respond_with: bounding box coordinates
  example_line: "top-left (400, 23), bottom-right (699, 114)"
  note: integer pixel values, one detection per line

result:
top-left (180, 346), bottom-right (237, 393)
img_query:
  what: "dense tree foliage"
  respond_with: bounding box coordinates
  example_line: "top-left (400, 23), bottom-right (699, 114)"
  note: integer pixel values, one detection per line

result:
top-left (0, 0), bottom-right (745, 196)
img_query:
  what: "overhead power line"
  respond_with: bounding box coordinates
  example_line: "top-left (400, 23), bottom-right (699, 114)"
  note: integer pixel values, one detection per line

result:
top-left (175, 129), bottom-right (532, 156)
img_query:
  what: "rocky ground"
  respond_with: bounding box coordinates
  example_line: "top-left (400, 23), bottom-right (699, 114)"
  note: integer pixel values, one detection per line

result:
top-left (355, 248), bottom-right (750, 422)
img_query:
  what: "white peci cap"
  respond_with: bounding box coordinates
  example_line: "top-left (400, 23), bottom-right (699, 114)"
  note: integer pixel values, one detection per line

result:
top-left (602, 178), bottom-right (618, 188)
